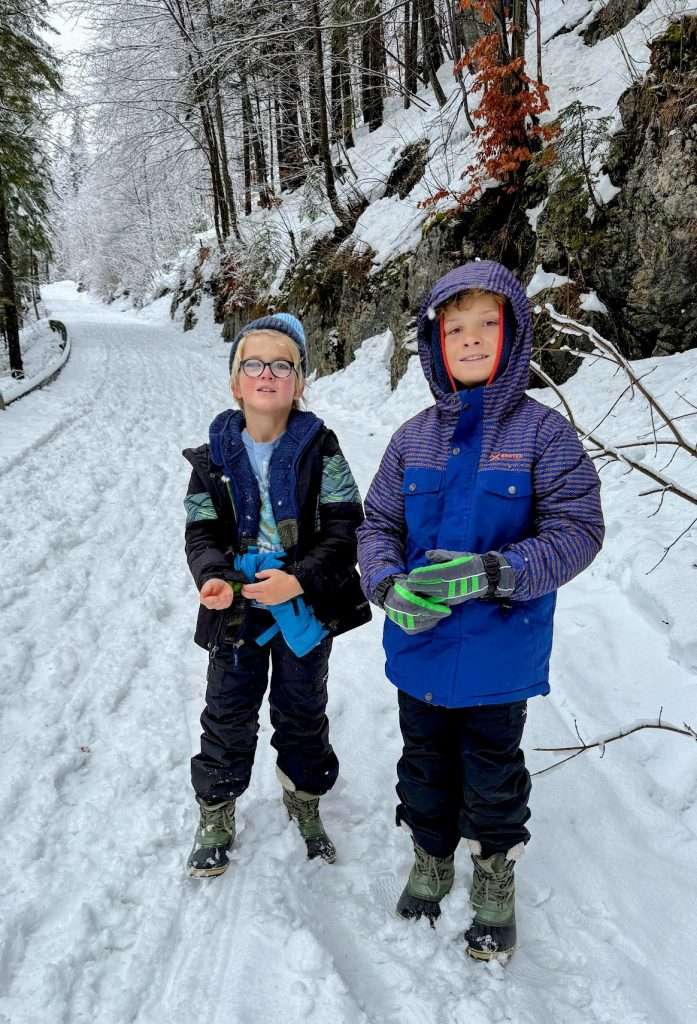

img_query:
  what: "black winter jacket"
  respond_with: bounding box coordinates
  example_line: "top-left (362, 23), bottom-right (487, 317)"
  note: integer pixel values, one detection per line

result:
top-left (183, 409), bottom-right (371, 651)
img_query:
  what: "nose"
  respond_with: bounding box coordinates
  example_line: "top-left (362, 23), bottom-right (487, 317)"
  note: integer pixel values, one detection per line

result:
top-left (259, 363), bottom-right (274, 380)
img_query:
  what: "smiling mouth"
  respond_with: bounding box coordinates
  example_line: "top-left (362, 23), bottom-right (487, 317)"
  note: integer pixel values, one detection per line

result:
top-left (459, 354), bottom-right (489, 362)
top-left (256, 386), bottom-right (277, 392)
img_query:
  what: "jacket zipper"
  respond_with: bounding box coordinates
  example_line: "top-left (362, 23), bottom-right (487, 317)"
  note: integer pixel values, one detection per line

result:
top-left (222, 476), bottom-right (238, 530)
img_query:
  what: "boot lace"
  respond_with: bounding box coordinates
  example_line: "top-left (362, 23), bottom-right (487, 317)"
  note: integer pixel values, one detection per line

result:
top-left (471, 859), bottom-right (514, 911)
top-left (414, 845), bottom-right (454, 894)
top-left (200, 800), bottom-right (234, 837)
top-left (283, 791), bottom-right (326, 840)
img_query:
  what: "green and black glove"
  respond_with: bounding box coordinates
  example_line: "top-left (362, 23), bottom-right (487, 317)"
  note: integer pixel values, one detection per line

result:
top-left (377, 574), bottom-right (451, 635)
top-left (406, 550), bottom-right (515, 605)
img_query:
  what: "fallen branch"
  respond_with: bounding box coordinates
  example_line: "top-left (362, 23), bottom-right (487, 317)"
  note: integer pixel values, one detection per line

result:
top-left (531, 713), bottom-right (697, 777)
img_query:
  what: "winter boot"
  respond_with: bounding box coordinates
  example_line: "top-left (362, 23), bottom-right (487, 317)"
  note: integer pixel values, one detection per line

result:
top-left (282, 787), bottom-right (336, 863)
top-left (465, 851), bottom-right (517, 960)
top-left (396, 840), bottom-right (455, 924)
top-left (186, 797), bottom-right (236, 878)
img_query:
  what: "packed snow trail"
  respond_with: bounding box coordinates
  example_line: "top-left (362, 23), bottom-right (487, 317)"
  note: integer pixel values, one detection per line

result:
top-left (1, 285), bottom-right (696, 1024)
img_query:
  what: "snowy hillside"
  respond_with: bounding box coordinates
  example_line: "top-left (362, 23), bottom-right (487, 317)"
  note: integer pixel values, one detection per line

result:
top-left (150, 0), bottom-right (697, 310)
top-left (1, 283), bottom-right (696, 1023)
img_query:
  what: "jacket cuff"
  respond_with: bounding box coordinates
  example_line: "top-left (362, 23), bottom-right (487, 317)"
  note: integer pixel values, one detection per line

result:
top-left (285, 560), bottom-right (317, 601)
top-left (370, 568), bottom-right (403, 607)
top-left (500, 549), bottom-right (525, 597)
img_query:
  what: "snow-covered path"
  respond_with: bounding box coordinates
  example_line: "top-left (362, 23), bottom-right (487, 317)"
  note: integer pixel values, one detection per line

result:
top-left (1, 285), bottom-right (696, 1023)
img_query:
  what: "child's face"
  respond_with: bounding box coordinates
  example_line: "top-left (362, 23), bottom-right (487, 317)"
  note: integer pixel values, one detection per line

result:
top-left (442, 294), bottom-right (502, 386)
top-left (232, 332), bottom-right (302, 416)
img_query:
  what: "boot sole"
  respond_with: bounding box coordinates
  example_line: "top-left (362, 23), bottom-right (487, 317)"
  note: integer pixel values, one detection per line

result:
top-left (286, 807), bottom-right (336, 863)
top-left (396, 889), bottom-right (442, 924)
top-left (187, 863), bottom-right (229, 878)
top-left (465, 943), bottom-right (515, 962)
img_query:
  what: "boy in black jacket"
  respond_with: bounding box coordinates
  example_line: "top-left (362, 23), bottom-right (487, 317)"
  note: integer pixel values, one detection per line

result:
top-left (183, 313), bottom-right (369, 876)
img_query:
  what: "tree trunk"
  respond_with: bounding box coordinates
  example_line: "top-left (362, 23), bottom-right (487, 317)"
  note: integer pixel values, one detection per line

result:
top-left (403, 1), bottom-right (419, 108)
top-left (212, 86), bottom-right (241, 238)
top-left (331, 3), bottom-right (355, 148)
top-left (0, 173), bottom-right (23, 379)
top-left (417, 0), bottom-right (447, 106)
top-left (450, 1), bottom-right (467, 56)
top-left (200, 98), bottom-right (230, 243)
top-left (205, 0), bottom-right (241, 240)
top-left (305, 15), bottom-right (321, 160)
top-left (531, 1), bottom-right (543, 82)
top-left (31, 253), bottom-right (41, 321)
top-left (251, 84), bottom-right (273, 208)
top-left (242, 96), bottom-right (253, 215)
top-left (276, 28), bottom-right (305, 191)
top-left (361, 1), bottom-right (385, 131)
top-left (309, 0), bottom-right (345, 222)
top-left (510, 0), bottom-right (527, 62)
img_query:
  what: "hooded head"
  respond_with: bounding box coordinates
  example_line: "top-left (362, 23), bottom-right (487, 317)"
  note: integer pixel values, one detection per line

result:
top-left (417, 261), bottom-right (532, 415)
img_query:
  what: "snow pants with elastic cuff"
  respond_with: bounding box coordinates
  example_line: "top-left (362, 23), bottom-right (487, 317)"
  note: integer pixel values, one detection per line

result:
top-left (396, 691), bottom-right (531, 859)
top-left (191, 607), bottom-right (338, 802)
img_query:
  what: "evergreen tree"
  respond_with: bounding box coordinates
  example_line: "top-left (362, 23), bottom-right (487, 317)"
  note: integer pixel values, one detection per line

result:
top-left (0, 0), bottom-right (61, 378)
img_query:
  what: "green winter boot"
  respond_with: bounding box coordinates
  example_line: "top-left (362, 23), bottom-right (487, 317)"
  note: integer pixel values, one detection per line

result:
top-left (396, 840), bottom-right (455, 924)
top-left (282, 788), bottom-right (336, 863)
top-left (465, 851), bottom-right (517, 960)
top-left (186, 797), bottom-right (236, 878)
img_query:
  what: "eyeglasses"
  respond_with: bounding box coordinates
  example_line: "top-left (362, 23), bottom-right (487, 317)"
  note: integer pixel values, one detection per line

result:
top-left (240, 358), bottom-right (296, 380)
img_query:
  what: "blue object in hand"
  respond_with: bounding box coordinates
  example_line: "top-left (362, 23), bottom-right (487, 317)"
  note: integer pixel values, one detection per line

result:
top-left (234, 549), bottom-right (327, 657)
top-left (255, 598), bottom-right (328, 658)
top-left (233, 548), bottom-right (285, 581)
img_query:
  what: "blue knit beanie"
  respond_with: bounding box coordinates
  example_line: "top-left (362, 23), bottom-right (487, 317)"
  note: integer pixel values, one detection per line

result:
top-left (228, 313), bottom-right (307, 374)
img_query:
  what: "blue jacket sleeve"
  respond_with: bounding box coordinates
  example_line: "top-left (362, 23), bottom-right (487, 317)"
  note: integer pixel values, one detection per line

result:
top-left (503, 411), bottom-right (605, 601)
top-left (356, 433), bottom-right (408, 602)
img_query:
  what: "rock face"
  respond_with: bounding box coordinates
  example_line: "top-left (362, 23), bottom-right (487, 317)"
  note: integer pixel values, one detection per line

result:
top-left (583, 0), bottom-right (652, 45)
top-left (277, 182), bottom-right (541, 382)
top-left (595, 17), bottom-right (697, 357)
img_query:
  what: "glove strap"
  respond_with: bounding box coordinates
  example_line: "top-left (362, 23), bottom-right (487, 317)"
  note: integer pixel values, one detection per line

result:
top-left (372, 575), bottom-right (397, 608)
top-left (256, 623), bottom-right (281, 646)
top-left (481, 553), bottom-right (502, 598)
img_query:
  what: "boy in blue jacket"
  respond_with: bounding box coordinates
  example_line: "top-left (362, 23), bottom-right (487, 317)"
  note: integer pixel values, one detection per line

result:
top-left (184, 314), bottom-right (369, 877)
top-left (357, 261), bottom-right (604, 960)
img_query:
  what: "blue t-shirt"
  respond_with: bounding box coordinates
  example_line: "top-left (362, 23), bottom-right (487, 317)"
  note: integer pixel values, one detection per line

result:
top-left (242, 429), bottom-right (284, 555)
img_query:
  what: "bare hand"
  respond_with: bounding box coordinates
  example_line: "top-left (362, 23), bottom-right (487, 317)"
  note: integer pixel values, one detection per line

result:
top-left (199, 578), bottom-right (234, 610)
top-left (241, 569), bottom-right (303, 606)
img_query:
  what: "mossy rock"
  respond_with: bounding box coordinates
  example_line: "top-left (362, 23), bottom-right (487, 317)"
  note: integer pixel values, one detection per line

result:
top-left (652, 16), bottom-right (697, 74)
top-left (384, 140), bottom-right (430, 200)
top-left (537, 174), bottom-right (608, 273)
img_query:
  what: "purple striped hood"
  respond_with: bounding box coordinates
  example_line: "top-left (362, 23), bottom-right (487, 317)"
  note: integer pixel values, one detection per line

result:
top-left (417, 260), bottom-right (532, 423)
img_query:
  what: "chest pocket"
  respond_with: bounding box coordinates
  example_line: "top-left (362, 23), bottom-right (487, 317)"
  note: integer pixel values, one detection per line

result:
top-left (471, 471), bottom-right (534, 551)
top-left (402, 468), bottom-right (444, 562)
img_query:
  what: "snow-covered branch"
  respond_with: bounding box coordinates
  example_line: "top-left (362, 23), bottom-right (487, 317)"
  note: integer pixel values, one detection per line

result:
top-left (532, 306), bottom-right (697, 512)
top-left (531, 714), bottom-right (697, 777)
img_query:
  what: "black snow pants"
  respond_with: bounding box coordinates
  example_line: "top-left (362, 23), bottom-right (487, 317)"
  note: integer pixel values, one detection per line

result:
top-left (191, 608), bottom-right (338, 802)
top-left (396, 691), bottom-right (531, 859)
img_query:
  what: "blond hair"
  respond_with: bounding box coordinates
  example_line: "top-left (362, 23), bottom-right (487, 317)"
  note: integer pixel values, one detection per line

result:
top-left (439, 288), bottom-right (506, 316)
top-left (230, 330), bottom-right (305, 408)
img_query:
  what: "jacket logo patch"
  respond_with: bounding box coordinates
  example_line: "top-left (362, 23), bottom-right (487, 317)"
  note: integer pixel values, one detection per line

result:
top-left (489, 452), bottom-right (524, 462)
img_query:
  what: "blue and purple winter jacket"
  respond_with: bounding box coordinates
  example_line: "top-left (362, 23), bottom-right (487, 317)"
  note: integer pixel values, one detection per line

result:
top-left (356, 261), bottom-right (604, 708)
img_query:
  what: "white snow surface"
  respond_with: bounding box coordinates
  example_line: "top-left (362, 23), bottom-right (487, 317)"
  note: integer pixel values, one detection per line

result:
top-left (579, 291), bottom-right (609, 314)
top-left (526, 266), bottom-right (573, 297)
top-left (1, 283), bottom-right (697, 1023)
